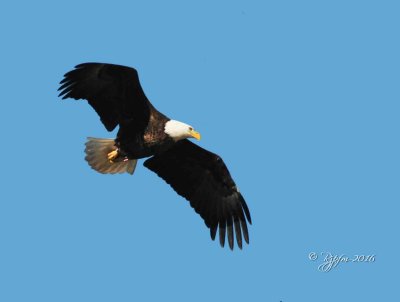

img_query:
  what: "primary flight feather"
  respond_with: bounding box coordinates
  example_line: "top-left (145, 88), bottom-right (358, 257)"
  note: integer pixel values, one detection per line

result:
top-left (58, 62), bottom-right (252, 250)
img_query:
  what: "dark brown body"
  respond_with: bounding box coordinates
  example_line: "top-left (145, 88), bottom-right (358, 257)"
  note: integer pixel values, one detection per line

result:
top-left (115, 104), bottom-right (174, 159)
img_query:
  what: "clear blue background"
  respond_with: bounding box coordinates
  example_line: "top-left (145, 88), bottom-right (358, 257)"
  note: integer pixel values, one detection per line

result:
top-left (0, 1), bottom-right (398, 301)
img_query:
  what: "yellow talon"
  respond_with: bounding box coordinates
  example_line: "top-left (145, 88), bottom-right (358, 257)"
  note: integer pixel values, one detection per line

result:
top-left (107, 150), bottom-right (119, 163)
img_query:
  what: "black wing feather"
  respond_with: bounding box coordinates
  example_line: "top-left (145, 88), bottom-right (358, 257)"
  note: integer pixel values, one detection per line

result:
top-left (144, 140), bottom-right (252, 250)
top-left (58, 62), bottom-right (151, 132)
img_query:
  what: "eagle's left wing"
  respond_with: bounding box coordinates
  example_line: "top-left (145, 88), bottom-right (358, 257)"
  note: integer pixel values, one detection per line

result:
top-left (144, 140), bottom-right (252, 250)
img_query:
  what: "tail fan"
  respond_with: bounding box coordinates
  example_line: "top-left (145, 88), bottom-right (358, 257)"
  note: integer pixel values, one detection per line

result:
top-left (84, 137), bottom-right (137, 175)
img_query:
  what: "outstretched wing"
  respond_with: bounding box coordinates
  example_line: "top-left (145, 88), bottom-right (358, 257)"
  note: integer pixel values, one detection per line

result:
top-left (58, 63), bottom-right (151, 132)
top-left (144, 140), bottom-right (252, 250)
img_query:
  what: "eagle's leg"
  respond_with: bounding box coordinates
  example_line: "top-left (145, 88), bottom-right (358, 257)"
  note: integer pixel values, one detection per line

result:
top-left (107, 149), bottom-right (119, 163)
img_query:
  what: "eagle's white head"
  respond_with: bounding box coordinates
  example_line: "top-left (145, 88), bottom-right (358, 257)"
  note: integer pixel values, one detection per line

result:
top-left (164, 120), bottom-right (201, 142)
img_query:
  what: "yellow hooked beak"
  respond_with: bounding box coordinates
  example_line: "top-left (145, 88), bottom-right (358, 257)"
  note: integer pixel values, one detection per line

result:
top-left (189, 129), bottom-right (201, 140)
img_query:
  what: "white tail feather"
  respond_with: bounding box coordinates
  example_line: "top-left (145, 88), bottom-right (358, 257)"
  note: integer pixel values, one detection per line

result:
top-left (84, 137), bottom-right (137, 175)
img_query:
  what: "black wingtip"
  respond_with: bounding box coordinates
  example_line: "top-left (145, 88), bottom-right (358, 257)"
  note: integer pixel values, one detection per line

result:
top-left (227, 216), bottom-right (234, 250)
top-left (75, 63), bottom-right (86, 68)
top-left (243, 228), bottom-right (249, 245)
top-left (75, 62), bottom-right (94, 69)
top-left (240, 197), bottom-right (252, 224)
top-left (234, 218), bottom-right (243, 249)
top-left (210, 226), bottom-right (217, 241)
top-left (59, 77), bottom-right (70, 85)
top-left (239, 213), bottom-right (249, 244)
top-left (219, 222), bottom-right (226, 248)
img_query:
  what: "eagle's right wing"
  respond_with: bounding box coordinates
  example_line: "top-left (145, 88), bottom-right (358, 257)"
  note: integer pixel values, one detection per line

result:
top-left (58, 63), bottom-right (151, 132)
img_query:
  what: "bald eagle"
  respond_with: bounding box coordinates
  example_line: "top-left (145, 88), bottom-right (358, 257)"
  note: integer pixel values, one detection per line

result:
top-left (58, 63), bottom-right (252, 250)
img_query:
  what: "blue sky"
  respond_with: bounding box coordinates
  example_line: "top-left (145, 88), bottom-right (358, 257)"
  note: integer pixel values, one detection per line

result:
top-left (0, 0), bottom-right (399, 301)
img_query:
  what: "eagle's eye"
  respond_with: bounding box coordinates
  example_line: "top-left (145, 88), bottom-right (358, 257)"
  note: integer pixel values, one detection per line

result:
top-left (189, 127), bottom-right (193, 131)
